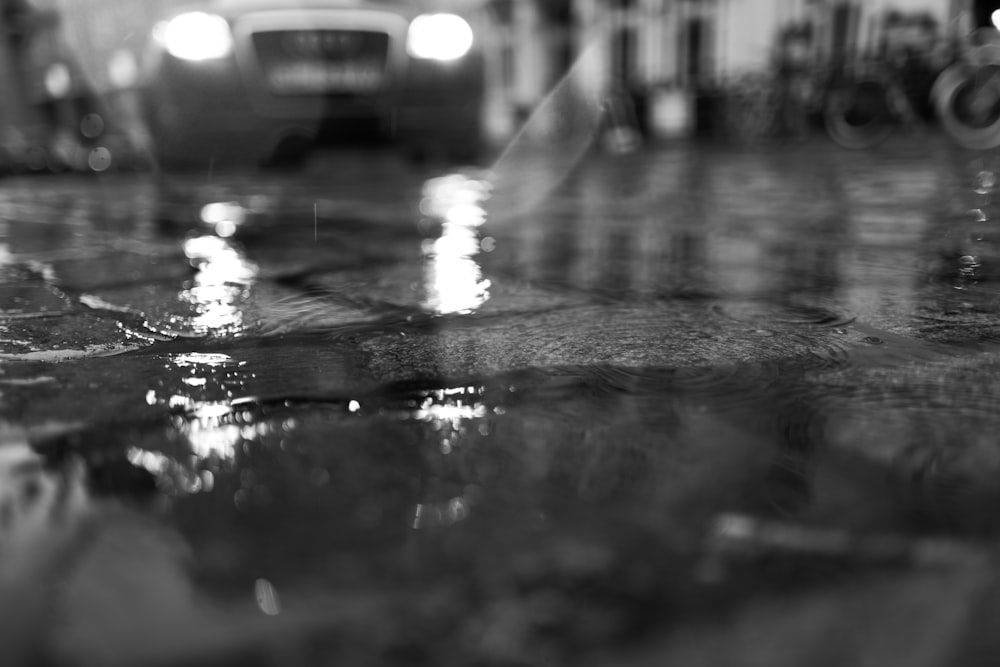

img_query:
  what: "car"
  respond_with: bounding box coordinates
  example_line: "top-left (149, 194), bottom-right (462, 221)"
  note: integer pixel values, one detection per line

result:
top-left (12, 0), bottom-right (489, 169)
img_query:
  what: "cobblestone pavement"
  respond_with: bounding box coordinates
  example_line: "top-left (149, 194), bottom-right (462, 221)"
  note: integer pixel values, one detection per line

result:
top-left (3, 136), bottom-right (1000, 666)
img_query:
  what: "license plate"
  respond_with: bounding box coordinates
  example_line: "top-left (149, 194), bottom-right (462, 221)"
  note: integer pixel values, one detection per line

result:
top-left (265, 61), bottom-right (384, 94)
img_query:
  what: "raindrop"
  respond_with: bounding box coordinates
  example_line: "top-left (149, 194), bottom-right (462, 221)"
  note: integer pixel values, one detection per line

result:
top-left (79, 113), bottom-right (105, 139)
top-left (447, 497), bottom-right (469, 522)
top-left (956, 254), bottom-right (981, 284)
top-left (254, 578), bottom-right (281, 616)
top-left (215, 220), bottom-right (237, 238)
top-left (967, 208), bottom-right (988, 223)
top-left (974, 170), bottom-right (996, 195)
top-left (87, 147), bottom-right (112, 172)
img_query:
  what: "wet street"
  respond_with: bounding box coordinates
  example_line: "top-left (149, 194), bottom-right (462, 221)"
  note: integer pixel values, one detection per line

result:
top-left (4, 134), bottom-right (1000, 665)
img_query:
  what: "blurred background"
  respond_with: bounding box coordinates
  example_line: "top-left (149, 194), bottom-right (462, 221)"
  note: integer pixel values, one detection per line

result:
top-left (1, 0), bottom-right (998, 173)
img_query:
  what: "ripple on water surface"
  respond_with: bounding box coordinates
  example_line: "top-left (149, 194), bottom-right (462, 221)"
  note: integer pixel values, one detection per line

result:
top-left (712, 299), bottom-right (855, 328)
top-left (802, 350), bottom-right (1000, 533)
top-left (357, 301), bottom-right (869, 383)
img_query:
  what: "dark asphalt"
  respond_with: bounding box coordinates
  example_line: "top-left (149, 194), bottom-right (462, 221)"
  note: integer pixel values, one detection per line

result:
top-left (2, 135), bottom-right (1000, 666)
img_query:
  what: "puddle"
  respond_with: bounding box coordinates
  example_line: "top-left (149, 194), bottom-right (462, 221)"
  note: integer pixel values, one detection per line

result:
top-left (2, 143), bottom-right (1000, 664)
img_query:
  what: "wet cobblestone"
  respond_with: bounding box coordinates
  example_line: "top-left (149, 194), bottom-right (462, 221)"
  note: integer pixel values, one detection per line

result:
top-left (2, 137), bottom-right (1000, 665)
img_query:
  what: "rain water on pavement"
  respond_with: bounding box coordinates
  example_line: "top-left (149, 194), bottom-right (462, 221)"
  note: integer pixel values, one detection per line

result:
top-left (1, 137), bottom-right (1000, 665)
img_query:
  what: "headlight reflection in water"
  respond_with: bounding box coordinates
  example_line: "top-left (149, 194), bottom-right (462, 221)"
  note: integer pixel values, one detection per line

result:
top-left (137, 352), bottom-right (281, 497)
top-left (393, 385), bottom-right (494, 530)
top-left (420, 174), bottom-right (494, 315)
top-left (178, 202), bottom-right (257, 337)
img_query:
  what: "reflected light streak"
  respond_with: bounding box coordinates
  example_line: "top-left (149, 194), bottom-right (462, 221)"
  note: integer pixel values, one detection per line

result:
top-left (415, 394), bottom-right (488, 427)
top-left (181, 233), bottom-right (258, 336)
top-left (184, 422), bottom-right (240, 461)
top-left (144, 351), bottom-right (265, 470)
top-left (137, 393), bottom-right (283, 495)
top-left (420, 174), bottom-right (492, 314)
top-left (409, 386), bottom-right (489, 435)
top-left (161, 394), bottom-right (241, 461)
top-left (200, 201), bottom-right (247, 238)
top-left (173, 352), bottom-right (236, 367)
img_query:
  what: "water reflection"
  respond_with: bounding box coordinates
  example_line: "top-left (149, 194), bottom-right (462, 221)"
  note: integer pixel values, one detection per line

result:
top-left (420, 174), bottom-right (492, 314)
top-left (126, 446), bottom-right (206, 496)
top-left (199, 201), bottom-right (247, 239)
top-left (378, 384), bottom-right (493, 527)
top-left (7, 139), bottom-right (1000, 661)
top-left (180, 204), bottom-right (257, 336)
top-left (141, 351), bottom-right (262, 492)
top-left (390, 385), bottom-right (493, 456)
top-left (943, 164), bottom-right (1000, 293)
top-left (413, 386), bottom-right (489, 428)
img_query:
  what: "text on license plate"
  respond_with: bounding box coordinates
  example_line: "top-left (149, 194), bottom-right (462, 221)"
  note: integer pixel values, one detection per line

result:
top-left (266, 62), bottom-right (384, 94)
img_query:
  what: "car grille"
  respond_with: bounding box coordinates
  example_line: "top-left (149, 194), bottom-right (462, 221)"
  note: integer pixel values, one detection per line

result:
top-left (251, 29), bottom-right (392, 96)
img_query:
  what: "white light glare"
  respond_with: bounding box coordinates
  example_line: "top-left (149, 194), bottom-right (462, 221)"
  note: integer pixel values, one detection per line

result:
top-left (993, 10), bottom-right (1000, 31)
top-left (407, 13), bottom-right (474, 61)
top-left (161, 12), bottom-right (234, 61)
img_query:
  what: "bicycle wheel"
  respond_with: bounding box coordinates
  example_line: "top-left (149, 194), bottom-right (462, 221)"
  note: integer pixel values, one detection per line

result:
top-left (823, 80), bottom-right (895, 149)
top-left (934, 65), bottom-right (1000, 150)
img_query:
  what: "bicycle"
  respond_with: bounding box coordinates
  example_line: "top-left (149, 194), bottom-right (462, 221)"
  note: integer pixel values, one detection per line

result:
top-left (932, 30), bottom-right (1000, 149)
top-left (822, 53), bottom-right (934, 149)
top-left (823, 30), bottom-right (1000, 151)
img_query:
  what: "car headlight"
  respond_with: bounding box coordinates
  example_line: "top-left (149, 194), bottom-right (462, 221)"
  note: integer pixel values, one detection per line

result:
top-left (158, 12), bottom-right (233, 61)
top-left (406, 13), bottom-right (474, 61)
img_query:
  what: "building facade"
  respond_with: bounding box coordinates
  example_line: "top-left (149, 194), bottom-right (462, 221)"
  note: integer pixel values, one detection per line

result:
top-left (484, 0), bottom-right (984, 143)
top-left (3, 0), bottom-right (998, 166)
